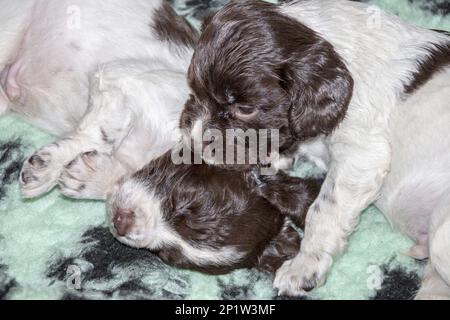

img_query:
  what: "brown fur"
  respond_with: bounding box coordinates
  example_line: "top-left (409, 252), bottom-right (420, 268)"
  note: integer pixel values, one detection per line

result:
top-left (181, 0), bottom-right (353, 158)
top-left (152, 2), bottom-right (199, 48)
top-left (404, 39), bottom-right (450, 95)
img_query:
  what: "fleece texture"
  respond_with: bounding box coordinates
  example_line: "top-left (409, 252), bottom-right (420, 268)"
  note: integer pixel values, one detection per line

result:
top-left (0, 0), bottom-right (448, 300)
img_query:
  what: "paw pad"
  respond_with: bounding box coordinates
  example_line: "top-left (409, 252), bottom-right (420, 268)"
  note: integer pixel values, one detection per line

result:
top-left (28, 155), bottom-right (45, 168)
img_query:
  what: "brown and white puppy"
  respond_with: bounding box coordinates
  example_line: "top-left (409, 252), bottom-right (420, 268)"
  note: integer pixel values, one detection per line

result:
top-left (108, 151), bottom-right (322, 274)
top-left (181, 0), bottom-right (450, 299)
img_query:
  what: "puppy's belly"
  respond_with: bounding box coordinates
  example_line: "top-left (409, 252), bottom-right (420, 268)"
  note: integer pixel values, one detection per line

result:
top-left (376, 68), bottom-right (450, 240)
top-left (2, 0), bottom-right (170, 135)
top-left (0, 0), bottom-right (35, 115)
top-left (4, 14), bottom-right (94, 134)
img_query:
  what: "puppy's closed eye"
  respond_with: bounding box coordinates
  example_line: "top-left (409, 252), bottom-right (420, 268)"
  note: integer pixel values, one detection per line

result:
top-left (233, 105), bottom-right (259, 120)
top-left (224, 89), bottom-right (259, 120)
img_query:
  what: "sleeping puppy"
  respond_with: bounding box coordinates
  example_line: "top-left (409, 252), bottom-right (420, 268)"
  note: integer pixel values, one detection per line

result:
top-left (0, 0), bottom-right (197, 199)
top-left (108, 151), bottom-right (322, 274)
top-left (181, 0), bottom-right (450, 298)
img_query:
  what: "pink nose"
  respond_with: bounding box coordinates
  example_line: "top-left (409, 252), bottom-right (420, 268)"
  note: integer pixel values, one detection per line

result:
top-left (113, 209), bottom-right (135, 237)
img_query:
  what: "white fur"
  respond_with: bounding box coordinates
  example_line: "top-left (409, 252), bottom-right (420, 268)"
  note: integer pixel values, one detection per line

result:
top-left (0, 0), bottom-right (192, 134)
top-left (415, 263), bottom-right (450, 300)
top-left (0, 1), bottom-right (193, 199)
top-left (296, 136), bottom-right (330, 172)
top-left (273, 0), bottom-right (450, 299)
top-left (21, 61), bottom-right (189, 199)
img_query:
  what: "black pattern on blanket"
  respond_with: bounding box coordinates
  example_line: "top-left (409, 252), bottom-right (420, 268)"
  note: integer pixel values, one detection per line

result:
top-left (1, 0), bottom-right (448, 300)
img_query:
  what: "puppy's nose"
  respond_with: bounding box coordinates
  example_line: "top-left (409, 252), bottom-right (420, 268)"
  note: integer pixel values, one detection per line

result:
top-left (113, 208), bottom-right (135, 237)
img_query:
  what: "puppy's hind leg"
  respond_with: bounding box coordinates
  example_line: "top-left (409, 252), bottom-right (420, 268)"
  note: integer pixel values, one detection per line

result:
top-left (59, 61), bottom-right (190, 200)
top-left (57, 67), bottom-right (141, 200)
top-left (415, 263), bottom-right (450, 300)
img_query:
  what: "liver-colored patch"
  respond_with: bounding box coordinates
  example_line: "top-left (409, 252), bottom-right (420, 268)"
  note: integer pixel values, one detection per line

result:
top-left (152, 2), bottom-right (199, 49)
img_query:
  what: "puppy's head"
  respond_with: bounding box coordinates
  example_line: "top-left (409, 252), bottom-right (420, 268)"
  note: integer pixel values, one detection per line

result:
top-left (181, 0), bottom-right (353, 158)
top-left (107, 152), bottom-right (300, 274)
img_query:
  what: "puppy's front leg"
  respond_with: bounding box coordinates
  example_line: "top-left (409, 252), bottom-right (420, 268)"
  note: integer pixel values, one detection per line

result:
top-left (274, 134), bottom-right (391, 296)
top-left (57, 67), bottom-right (141, 200)
top-left (20, 66), bottom-right (134, 198)
top-left (59, 151), bottom-right (130, 200)
top-left (20, 135), bottom-right (105, 199)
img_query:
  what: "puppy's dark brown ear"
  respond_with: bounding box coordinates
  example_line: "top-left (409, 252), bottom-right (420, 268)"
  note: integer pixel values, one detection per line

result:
top-left (276, 20), bottom-right (354, 140)
top-left (200, 12), bottom-right (215, 33)
top-left (257, 224), bottom-right (300, 274)
top-left (247, 169), bottom-right (323, 229)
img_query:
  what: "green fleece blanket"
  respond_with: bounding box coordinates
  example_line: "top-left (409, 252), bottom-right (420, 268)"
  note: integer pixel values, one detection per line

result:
top-left (0, 0), bottom-right (449, 300)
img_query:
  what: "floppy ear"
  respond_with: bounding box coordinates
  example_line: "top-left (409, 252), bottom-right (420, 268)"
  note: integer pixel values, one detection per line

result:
top-left (257, 223), bottom-right (301, 274)
top-left (264, 10), bottom-right (354, 140)
top-left (247, 169), bottom-right (323, 229)
top-left (283, 39), bottom-right (354, 140)
top-left (200, 12), bottom-right (215, 33)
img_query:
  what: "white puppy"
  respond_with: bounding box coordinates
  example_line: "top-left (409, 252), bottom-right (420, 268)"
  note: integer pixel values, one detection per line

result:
top-left (0, 0), bottom-right (196, 199)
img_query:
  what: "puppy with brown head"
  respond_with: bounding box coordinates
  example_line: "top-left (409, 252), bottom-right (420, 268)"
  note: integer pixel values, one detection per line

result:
top-left (107, 151), bottom-right (321, 274)
top-left (179, 0), bottom-right (450, 298)
top-left (181, 0), bottom-right (353, 158)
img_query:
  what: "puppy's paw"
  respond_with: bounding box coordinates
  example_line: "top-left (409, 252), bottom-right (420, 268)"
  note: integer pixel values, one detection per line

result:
top-left (59, 151), bottom-right (115, 200)
top-left (20, 145), bottom-right (62, 198)
top-left (273, 251), bottom-right (332, 297)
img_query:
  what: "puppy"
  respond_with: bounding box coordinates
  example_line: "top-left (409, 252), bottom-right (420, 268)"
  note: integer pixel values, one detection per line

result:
top-left (0, 0), bottom-right (197, 199)
top-left (181, 0), bottom-right (450, 298)
top-left (108, 151), bottom-right (322, 274)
